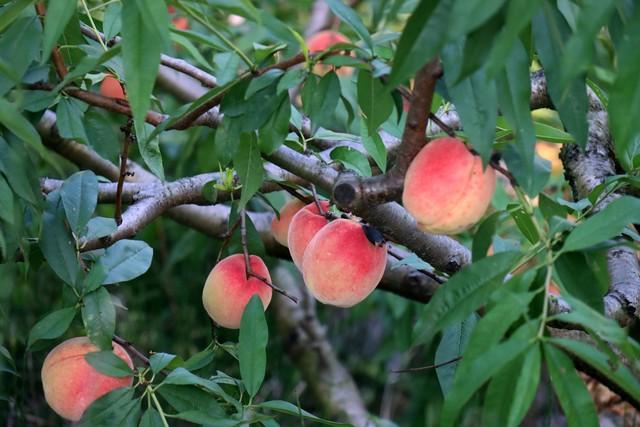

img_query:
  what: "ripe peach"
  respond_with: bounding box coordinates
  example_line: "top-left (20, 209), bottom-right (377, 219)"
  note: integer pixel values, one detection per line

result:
top-left (287, 200), bottom-right (330, 268)
top-left (306, 30), bottom-right (352, 76)
top-left (172, 16), bottom-right (189, 31)
top-left (202, 254), bottom-right (272, 329)
top-left (536, 141), bottom-right (563, 176)
top-left (302, 218), bottom-right (387, 307)
top-left (271, 199), bottom-right (306, 247)
top-left (41, 337), bottom-right (133, 421)
top-left (402, 137), bottom-right (496, 235)
top-left (99, 75), bottom-right (126, 100)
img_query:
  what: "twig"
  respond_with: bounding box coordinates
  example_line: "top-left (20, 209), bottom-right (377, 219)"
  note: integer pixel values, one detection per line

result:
top-left (115, 121), bottom-right (134, 226)
top-left (240, 208), bottom-right (299, 303)
top-left (35, 2), bottom-right (68, 79)
top-left (392, 356), bottom-right (462, 373)
top-left (216, 216), bottom-right (242, 263)
top-left (489, 153), bottom-right (518, 187)
top-left (113, 334), bottom-right (150, 365)
top-left (276, 183), bottom-right (313, 204)
top-left (310, 184), bottom-right (325, 216)
top-left (428, 112), bottom-right (456, 137)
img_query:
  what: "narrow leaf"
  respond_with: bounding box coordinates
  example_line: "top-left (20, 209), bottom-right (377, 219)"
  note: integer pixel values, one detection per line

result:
top-left (27, 307), bottom-right (77, 349)
top-left (239, 295), bottom-right (268, 397)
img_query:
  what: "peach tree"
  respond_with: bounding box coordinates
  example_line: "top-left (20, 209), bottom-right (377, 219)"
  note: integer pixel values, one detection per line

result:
top-left (1, 0), bottom-right (640, 426)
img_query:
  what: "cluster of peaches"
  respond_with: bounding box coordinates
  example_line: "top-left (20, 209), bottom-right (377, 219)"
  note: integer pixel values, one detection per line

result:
top-left (201, 137), bottom-right (497, 330)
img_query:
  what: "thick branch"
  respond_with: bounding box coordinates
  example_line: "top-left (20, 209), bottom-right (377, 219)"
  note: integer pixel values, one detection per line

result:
top-left (557, 111), bottom-right (640, 326)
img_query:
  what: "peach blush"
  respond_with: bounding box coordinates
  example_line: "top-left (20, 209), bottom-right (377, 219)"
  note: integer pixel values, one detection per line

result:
top-left (306, 30), bottom-right (352, 76)
top-left (202, 254), bottom-right (272, 329)
top-left (287, 200), bottom-right (330, 268)
top-left (41, 337), bottom-right (133, 421)
top-left (402, 137), bottom-right (496, 234)
top-left (270, 199), bottom-right (306, 247)
top-left (302, 218), bottom-right (387, 307)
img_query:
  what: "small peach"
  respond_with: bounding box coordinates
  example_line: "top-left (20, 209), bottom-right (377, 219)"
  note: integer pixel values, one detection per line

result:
top-left (287, 200), bottom-right (330, 268)
top-left (402, 137), bottom-right (496, 234)
top-left (202, 254), bottom-right (272, 329)
top-left (302, 218), bottom-right (387, 307)
top-left (41, 337), bottom-right (133, 421)
top-left (172, 16), bottom-right (189, 31)
top-left (536, 141), bottom-right (563, 176)
top-left (271, 199), bottom-right (306, 247)
top-left (99, 75), bottom-right (126, 100)
top-left (306, 30), bottom-right (352, 76)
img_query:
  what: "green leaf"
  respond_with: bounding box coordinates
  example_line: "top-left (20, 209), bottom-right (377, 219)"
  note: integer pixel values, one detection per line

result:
top-left (324, 0), bottom-right (373, 52)
top-left (40, 191), bottom-right (80, 286)
top-left (448, 0), bottom-right (507, 40)
top-left (357, 69), bottom-right (394, 135)
top-left (138, 122), bottom-right (164, 180)
top-left (361, 128), bottom-right (387, 172)
top-left (0, 0), bottom-right (34, 33)
top-left (554, 251), bottom-right (605, 312)
top-left (157, 384), bottom-right (225, 417)
top-left (246, 69), bottom-right (284, 99)
top-left (234, 132), bottom-right (264, 208)
top-left (532, 1), bottom-right (588, 148)
top-left (83, 263), bottom-right (107, 293)
top-left (42, 0), bottom-right (76, 61)
top-left (495, 40), bottom-right (540, 196)
top-left (139, 408), bottom-right (163, 427)
top-left (0, 345), bottom-right (17, 375)
top-left (85, 217), bottom-right (117, 240)
top-left (161, 368), bottom-right (235, 406)
top-left (85, 351), bottom-right (133, 378)
top-left (82, 287), bottom-right (116, 350)
top-left (508, 204), bottom-right (540, 244)
top-left (550, 338), bottom-right (640, 403)
top-left (257, 400), bottom-right (351, 426)
top-left (472, 211), bottom-right (501, 261)
top-left (301, 72), bottom-right (341, 133)
top-left (441, 39), bottom-right (497, 163)
top-left (562, 196), bottom-right (640, 252)
top-left (435, 314), bottom-right (478, 395)
top-left (558, 0), bottom-right (616, 86)
top-left (27, 307), bottom-right (77, 349)
top-left (103, 3), bottom-right (122, 40)
top-left (0, 174), bottom-right (15, 225)
top-left (56, 45), bottom-right (123, 90)
top-left (60, 170), bottom-right (98, 236)
top-left (0, 16), bottom-right (42, 96)
top-left (0, 97), bottom-right (44, 153)
top-left (56, 97), bottom-right (89, 144)
top-left (388, 0), bottom-right (454, 87)
top-left (414, 251), bottom-right (520, 346)
top-left (276, 68), bottom-right (306, 95)
top-left (121, 0), bottom-right (169, 148)
top-left (97, 239), bottom-right (154, 285)
top-left (441, 321), bottom-right (537, 427)
top-left (608, 7), bottom-right (640, 171)
top-left (330, 146), bottom-right (372, 177)
top-left (482, 344), bottom-right (541, 427)
top-left (79, 388), bottom-right (138, 427)
top-left (149, 353), bottom-right (178, 375)
top-left (258, 94), bottom-right (290, 154)
top-left (544, 343), bottom-right (598, 427)
top-left (239, 295), bottom-right (268, 397)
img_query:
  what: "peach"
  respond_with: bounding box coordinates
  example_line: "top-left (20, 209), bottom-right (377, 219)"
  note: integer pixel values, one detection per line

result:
top-left (202, 254), bottom-right (272, 329)
top-left (402, 137), bottom-right (496, 235)
top-left (287, 200), bottom-right (330, 268)
top-left (536, 141), bottom-right (563, 176)
top-left (172, 16), bottom-right (189, 31)
top-left (306, 30), bottom-right (352, 76)
top-left (271, 199), bottom-right (306, 247)
top-left (99, 75), bottom-right (126, 100)
top-left (302, 218), bottom-right (387, 307)
top-left (41, 337), bottom-right (133, 421)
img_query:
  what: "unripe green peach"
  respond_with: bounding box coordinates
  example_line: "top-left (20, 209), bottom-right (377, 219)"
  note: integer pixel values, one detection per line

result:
top-left (402, 137), bottom-right (496, 234)
top-left (202, 254), bottom-right (272, 329)
top-left (287, 200), bottom-right (330, 268)
top-left (41, 337), bottom-right (133, 421)
top-left (302, 218), bottom-right (387, 307)
top-left (270, 199), bottom-right (306, 247)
